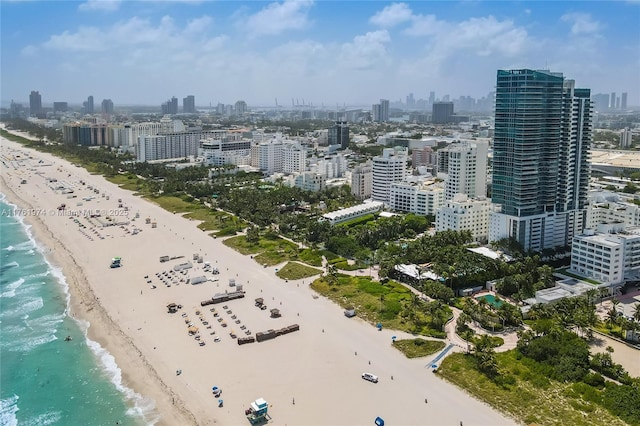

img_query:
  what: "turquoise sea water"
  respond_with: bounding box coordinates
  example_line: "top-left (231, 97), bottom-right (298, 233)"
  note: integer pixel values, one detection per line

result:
top-left (0, 195), bottom-right (157, 426)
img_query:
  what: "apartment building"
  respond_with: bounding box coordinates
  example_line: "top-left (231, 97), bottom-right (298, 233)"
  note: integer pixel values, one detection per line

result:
top-left (570, 224), bottom-right (640, 285)
top-left (435, 194), bottom-right (493, 242)
top-left (372, 147), bottom-right (408, 204)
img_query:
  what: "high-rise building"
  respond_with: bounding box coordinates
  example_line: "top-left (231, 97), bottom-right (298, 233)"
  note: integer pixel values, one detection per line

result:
top-left (592, 93), bottom-right (610, 112)
top-left (29, 91), bottom-right (42, 117)
top-left (234, 100), bottom-right (247, 116)
top-left (620, 128), bottom-right (633, 148)
top-left (432, 102), bottom-right (454, 124)
top-left (53, 102), bottom-right (68, 114)
top-left (101, 99), bottom-right (114, 114)
top-left (328, 121), bottom-right (349, 149)
top-left (162, 97), bottom-right (179, 115)
top-left (87, 96), bottom-right (94, 114)
top-left (621, 92), bottom-right (628, 110)
top-left (372, 99), bottom-right (390, 123)
top-left (183, 95), bottom-right (196, 113)
top-left (438, 140), bottom-right (488, 200)
top-left (610, 92), bottom-right (616, 109)
top-left (351, 161), bottom-right (373, 200)
top-left (380, 99), bottom-right (389, 122)
top-left (371, 147), bottom-right (408, 204)
top-left (412, 146), bottom-right (437, 169)
top-left (489, 69), bottom-right (592, 252)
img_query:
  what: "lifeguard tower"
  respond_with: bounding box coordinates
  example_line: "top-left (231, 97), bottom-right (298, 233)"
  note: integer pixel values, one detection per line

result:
top-left (110, 257), bottom-right (122, 268)
top-left (245, 398), bottom-right (269, 424)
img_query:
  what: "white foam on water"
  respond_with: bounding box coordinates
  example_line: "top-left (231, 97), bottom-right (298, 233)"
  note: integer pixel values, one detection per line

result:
top-left (3, 240), bottom-right (35, 252)
top-left (83, 326), bottom-right (161, 425)
top-left (0, 395), bottom-right (19, 426)
top-left (2, 194), bottom-right (159, 425)
top-left (0, 278), bottom-right (25, 298)
top-left (1, 296), bottom-right (43, 318)
top-left (22, 410), bottom-right (62, 426)
top-left (0, 261), bottom-right (19, 272)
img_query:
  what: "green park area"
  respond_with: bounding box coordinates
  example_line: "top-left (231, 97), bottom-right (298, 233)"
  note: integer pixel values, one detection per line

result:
top-left (311, 275), bottom-right (450, 338)
top-left (275, 262), bottom-right (322, 280)
top-left (438, 350), bottom-right (637, 426)
top-left (223, 234), bottom-right (300, 266)
top-left (392, 338), bottom-right (446, 358)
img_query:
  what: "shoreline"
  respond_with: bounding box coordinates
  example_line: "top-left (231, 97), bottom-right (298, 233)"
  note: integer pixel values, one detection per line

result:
top-left (0, 170), bottom-right (196, 426)
top-left (1, 135), bottom-right (515, 426)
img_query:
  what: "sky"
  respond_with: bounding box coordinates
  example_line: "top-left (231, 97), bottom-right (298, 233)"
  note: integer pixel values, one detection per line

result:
top-left (1, 0), bottom-right (639, 108)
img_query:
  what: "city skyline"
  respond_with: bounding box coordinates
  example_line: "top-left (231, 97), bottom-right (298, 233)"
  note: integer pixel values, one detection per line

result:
top-left (2, 1), bottom-right (639, 107)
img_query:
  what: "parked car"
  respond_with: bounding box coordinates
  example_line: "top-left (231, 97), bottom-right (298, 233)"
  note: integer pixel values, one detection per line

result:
top-left (362, 373), bottom-right (378, 383)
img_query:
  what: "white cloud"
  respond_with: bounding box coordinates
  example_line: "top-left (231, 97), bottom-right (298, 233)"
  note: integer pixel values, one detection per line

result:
top-left (340, 30), bottom-right (391, 70)
top-left (404, 14), bottom-right (443, 36)
top-left (78, 0), bottom-right (121, 12)
top-left (561, 12), bottom-right (602, 35)
top-left (20, 44), bottom-right (38, 56)
top-left (184, 15), bottom-right (213, 36)
top-left (369, 3), bottom-right (413, 28)
top-left (243, 0), bottom-right (314, 37)
top-left (43, 26), bottom-right (107, 51)
top-left (42, 16), bottom-right (181, 52)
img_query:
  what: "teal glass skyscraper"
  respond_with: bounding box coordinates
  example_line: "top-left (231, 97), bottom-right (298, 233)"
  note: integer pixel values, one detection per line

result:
top-left (489, 69), bottom-right (592, 252)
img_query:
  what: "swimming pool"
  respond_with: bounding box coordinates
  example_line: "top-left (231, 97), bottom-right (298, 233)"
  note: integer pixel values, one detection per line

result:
top-left (475, 294), bottom-right (504, 308)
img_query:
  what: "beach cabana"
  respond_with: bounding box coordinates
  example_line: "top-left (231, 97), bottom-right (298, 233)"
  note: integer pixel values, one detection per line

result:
top-left (188, 326), bottom-right (199, 335)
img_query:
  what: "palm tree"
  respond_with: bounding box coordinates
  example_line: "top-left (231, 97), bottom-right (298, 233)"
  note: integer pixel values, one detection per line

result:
top-left (633, 303), bottom-right (640, 323)
top-left (606, 308), bottom-right (619, 329)
top-left (585, 288), bottom-right (598, 306)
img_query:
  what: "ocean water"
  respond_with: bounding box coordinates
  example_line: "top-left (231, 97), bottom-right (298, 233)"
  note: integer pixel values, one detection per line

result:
top-left (0, 195), bottom-right (158, 426)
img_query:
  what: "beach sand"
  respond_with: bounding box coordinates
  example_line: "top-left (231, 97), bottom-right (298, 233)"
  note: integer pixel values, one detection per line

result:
top-left (0, 136), bottom-right (516, 426)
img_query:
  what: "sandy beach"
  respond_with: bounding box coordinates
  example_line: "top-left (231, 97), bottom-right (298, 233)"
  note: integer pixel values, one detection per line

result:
top-left (0, 136), bottom-right (516, 425)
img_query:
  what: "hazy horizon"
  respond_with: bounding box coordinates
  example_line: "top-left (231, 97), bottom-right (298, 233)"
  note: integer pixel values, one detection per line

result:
top-left (2, 1), bottom-right (639, 108)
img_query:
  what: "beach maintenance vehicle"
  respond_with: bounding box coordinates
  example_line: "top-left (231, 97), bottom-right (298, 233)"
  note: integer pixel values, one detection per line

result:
top-left (245, 398), bottom-right (269, 424)
top-left (110, 257), bottom-right (122, 268)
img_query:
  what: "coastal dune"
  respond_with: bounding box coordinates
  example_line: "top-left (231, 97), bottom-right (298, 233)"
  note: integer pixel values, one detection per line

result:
top-left (1, 137), bottom-right (515, 426)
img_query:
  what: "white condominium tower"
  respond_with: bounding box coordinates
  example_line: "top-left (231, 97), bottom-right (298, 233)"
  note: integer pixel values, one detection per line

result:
top-left (438, 140), bottom-right (488, 200)
top-left (371, 147), bottom-right (408, 204)
top-left (489, 69), bottom-right (593, 252)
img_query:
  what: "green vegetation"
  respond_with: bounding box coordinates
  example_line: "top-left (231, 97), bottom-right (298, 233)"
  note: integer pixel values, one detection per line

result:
top-left (438, 352), bottom-right (629, 426)
top-left (557, 268), bottom-right (601, 285)
top-left (297, 248), bottom-right (325, 267)
top-left (311, 275), bottom-right (449, 338)
top-left (392, 338), bottom-right (445, 358)
top-left (223, 233), bottom-right (300, 266)
top-left (336, 213), bottom-right (376, 228)
top-left (439, 294), bottom-right (640, 426)
top-left (275, 262), bottom-right (322, 280)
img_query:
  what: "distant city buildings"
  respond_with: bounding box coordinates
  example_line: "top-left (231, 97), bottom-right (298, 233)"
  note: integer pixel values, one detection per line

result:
top-left (432, 102), bottom-right (454, 124)
top-left (29, 90), bottom-right (42, 117)
top-left (328, 121), bottom-right (349, 150)
top-left (101, 99), bottom-right (114, 115)
top-left (183, 95), bottom-right (196, 114)
top-left (234, 100), bottom-right (248, 116)
top-left (53, 102), bottom-right (68, 114)
top-left (489, 69), bottom-right (592, 252)
top-left (161, 97), bottom-right (178, 115)
top-left (83, 95), bottom-right (94, 114)
top-left (372, 99), bottom-right (389, 123)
